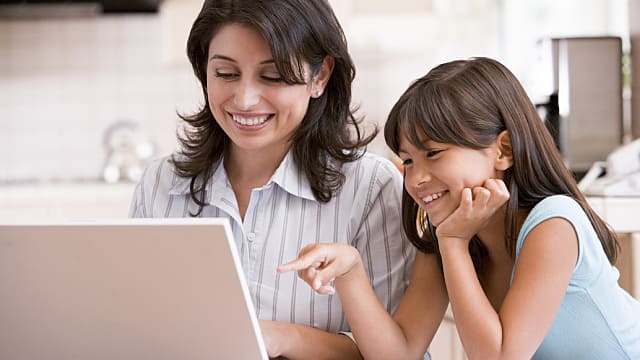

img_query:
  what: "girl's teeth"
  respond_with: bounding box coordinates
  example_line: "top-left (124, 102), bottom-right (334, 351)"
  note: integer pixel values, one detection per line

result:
top-left (422, 191), bottom-right (444, 204)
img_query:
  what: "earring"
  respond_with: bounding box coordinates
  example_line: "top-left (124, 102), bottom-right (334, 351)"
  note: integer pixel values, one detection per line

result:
top-left (417, 207), bottom-right (428, 233)
top-left (314, 90), bottom-right (322, 97)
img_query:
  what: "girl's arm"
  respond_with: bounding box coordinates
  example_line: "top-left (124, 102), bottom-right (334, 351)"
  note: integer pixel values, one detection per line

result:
top-left (279, 246), bottom-right (449, 360)
top-left (437, 184), bottom-right (577, 359)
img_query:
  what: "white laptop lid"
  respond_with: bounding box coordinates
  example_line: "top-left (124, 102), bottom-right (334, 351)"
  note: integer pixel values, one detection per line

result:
top-left (0, 218), bottom-right (268, 360)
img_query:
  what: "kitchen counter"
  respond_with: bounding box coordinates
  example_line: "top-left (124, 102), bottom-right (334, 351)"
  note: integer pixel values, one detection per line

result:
top-left (586, 195), bottom-right (640, 299)
top-left (586, 196), bottom-right (640, 233)
top-left (0, 182), bottom-right (136, 220)
top-left (1, 183), bottom-right (638, 360)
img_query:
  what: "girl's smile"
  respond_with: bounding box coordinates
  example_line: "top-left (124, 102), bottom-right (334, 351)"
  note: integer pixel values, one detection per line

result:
top-left (420, 190), bottom-right (448, 209)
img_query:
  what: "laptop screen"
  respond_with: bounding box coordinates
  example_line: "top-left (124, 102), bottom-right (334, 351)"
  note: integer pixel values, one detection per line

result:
top-left (0, 218), bottom-right (268, 360)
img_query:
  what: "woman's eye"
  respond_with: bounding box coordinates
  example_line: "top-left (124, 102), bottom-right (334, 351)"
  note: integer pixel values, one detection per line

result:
top-left (262, 75), bottom-right (284, 83)
top-left (215, 71), bottom-right (238, 80)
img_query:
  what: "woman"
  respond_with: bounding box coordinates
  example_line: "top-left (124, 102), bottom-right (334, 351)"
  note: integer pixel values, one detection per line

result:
top-left (129, 1), bottom-right (414, 359)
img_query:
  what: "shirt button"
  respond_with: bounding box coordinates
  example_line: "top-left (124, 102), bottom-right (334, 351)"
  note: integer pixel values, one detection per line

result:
top-left (247, 232), bottom-right (256, 241)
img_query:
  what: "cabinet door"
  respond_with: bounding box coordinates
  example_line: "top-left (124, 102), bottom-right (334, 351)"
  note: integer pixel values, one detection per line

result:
top-left (429, 315), bottom-right (466, 359)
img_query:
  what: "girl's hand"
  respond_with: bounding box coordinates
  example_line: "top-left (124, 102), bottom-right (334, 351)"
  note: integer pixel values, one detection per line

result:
top-left (277, 243), bottom-right (361, 295)
top-left (435, 178), bottom-right (510, 244)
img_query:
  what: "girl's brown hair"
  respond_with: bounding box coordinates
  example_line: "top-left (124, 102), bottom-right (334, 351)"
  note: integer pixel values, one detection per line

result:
top-left (385, 57), bottom-right (618, 271)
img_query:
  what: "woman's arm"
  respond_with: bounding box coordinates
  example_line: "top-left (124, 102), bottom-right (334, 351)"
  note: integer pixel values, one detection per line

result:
top-left (279, 248), bottom-right (449, 360)
top-left (261, 320), bottom-right (363, 360)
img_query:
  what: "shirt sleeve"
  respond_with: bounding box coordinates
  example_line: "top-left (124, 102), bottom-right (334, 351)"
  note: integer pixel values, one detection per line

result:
top-left (128, 180), bottom-right (144, 218)
top-left (128, 157), bottom-right (165, 218)
top-left (513, 195), bottom-right (601, 285)
top-left (351, 157), bottom-right (414, 314)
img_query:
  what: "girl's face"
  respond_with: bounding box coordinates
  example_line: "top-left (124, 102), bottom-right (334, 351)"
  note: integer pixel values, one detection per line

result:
top-left (206, 23), bottom-right (329, 157)
top-left (398, 132), bottom-right (502, 227)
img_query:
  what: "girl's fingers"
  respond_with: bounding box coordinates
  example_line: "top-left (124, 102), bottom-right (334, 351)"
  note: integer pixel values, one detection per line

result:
top-left (277, 243), bottom-right (331, 273)
top-left (301, 266), bottom-right (318, 282)
top-left (294, 266), bottom-right (336, 294)
top-left (470, 179), bottom-right (509, 208)
top-left (277, 243), bottom-right (358, 295)
top-left (460, 187), bottom-right (473, 206)
top-left (277, 259), bottom-right (306, 273)
top-left (315, 284), bottom-right (336, 295)
top-left (472, 186), bottom-right (489, 200)
top-left (276, 254), bottom-right (320, 273)
top-left (302, 264), bottom-right (342, 295)
top-left (482, 178), bottom-right (510, 206)
top-left (311, 271), bottom-right (337, 294)
top-left (297, 244), bottom-right (318, 257)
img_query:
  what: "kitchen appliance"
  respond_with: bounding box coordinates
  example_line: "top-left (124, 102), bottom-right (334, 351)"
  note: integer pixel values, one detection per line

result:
top-left (0, 0), bottom-right (163, 18)
top-left (536, 37), bottom-right (624, 178)
top-left (579, 138), bottom-right (640, 196)
top-left (102, 120), bottom-right (156, 184)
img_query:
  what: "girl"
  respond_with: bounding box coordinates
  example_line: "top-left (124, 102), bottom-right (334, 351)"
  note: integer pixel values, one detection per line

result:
top-left (129, 1), bottom-right (413, 359)
top-left (278, 57), bottom-right (640, 359)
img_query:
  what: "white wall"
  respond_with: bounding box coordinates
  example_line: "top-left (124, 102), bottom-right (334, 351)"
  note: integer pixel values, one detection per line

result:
top-left (0, 0), bottom-right (628, 182)
top-left (332, 0), bottom-right (501, 156)
top-left (0, 1), bottom-right (203, 182)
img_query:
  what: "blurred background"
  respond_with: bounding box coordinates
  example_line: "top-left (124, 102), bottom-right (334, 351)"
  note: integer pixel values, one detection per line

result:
top-left (0, 0), bottom-right (637, 219)
top-left (2, 2), bottom-right (640, 356)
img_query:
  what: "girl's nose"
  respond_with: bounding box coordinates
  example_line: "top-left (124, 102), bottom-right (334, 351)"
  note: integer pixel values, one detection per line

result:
top-left (405, 164), bottom-right (432, 191)
top-left (234, 80), bottom-right (260, 109)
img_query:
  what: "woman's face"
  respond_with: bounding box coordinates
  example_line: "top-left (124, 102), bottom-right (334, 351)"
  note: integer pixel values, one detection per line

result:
top-left (206, 23), bottom-right (326, 158)
top-left (398, 133), bottom-right (501, 227)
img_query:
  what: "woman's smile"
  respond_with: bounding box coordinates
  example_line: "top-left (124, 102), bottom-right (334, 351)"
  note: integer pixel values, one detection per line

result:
top-left (230, 112), bottom-right (274, 130)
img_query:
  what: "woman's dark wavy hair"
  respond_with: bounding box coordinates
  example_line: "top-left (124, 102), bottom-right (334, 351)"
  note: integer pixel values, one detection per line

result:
top-left (174, 0), bottom-right (375, 215)
top-left (384, 57), bottom-right (619, 272)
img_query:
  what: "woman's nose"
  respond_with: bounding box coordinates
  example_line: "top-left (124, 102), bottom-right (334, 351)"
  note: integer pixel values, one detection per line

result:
top-left (234, 80), bottom-right (260, 109)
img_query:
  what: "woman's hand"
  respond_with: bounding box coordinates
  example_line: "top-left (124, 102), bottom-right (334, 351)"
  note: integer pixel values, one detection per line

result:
top-left (277, 243), bottom-right (362, 295)
top-left (436, 178), bottom-right (510, 244)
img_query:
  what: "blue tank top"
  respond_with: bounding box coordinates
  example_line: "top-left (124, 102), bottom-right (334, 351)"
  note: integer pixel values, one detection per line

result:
top-left (512, 195), bottom-right (640, 359)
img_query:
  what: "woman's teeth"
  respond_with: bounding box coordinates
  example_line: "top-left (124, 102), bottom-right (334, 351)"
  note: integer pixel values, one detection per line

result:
top-left (232, 114), bottom-right (269, 126)
top-left (422, 191), bottom-right (445, 204)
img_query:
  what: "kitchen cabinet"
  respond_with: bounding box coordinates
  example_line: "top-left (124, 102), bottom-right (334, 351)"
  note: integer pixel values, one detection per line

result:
top-left (429, 308), bottom-right (466, 360)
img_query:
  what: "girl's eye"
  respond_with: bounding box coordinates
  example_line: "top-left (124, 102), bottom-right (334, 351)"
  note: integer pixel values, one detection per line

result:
top-left (215, 71), bottom-right (238, 80)
top-left (401, 158), bottom-right (412, 166)
top-left (426, 149), bottom-right (443, 158)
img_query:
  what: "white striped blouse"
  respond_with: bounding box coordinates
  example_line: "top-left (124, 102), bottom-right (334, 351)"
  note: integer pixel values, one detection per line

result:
top-left (129, 151), bottom-right (414, 333)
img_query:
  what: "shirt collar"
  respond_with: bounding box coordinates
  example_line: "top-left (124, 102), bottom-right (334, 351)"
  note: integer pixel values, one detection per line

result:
top-left (168, 156), bottom-right (227, 197)
top-left (270, 151), bottom-right (316, 201)
top-left (168, 151), bottom-right (317, 202)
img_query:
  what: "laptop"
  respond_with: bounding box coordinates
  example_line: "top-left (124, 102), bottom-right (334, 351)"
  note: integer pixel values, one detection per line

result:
top-left (0, 218), bottom-right (268, 360)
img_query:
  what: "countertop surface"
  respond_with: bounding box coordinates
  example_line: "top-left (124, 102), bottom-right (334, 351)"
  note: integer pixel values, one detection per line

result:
top-left (0, 181), bottom-right (136, 220)
top-left (2, 182), bottom-right (639, 232)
